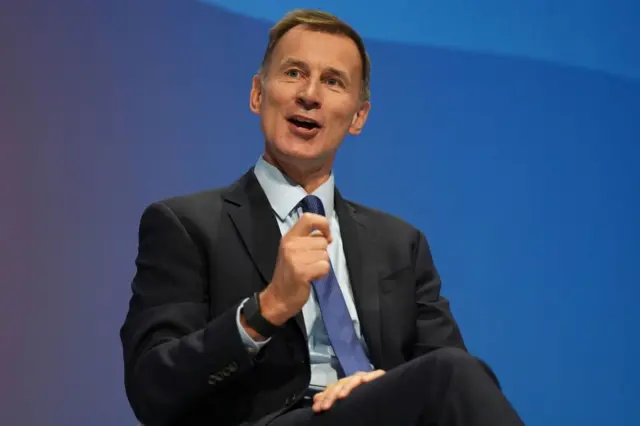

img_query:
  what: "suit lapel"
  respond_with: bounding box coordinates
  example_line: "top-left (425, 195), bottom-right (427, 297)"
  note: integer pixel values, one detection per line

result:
top-left (223, 169), bottom-right (307, 337)
top-left (335, 190), bottom-right (384, 368)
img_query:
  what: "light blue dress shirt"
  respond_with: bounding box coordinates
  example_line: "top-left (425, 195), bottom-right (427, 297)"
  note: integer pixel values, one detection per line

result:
top-left (236, 156), bottom-right (367, 389)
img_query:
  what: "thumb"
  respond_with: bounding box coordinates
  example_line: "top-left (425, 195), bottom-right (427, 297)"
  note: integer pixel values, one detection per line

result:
top-left (291, 213), bottom-right (332, 242)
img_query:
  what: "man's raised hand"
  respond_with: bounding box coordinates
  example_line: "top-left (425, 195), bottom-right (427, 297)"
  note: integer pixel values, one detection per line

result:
top-left (259, 212), bottom-right (332, 326)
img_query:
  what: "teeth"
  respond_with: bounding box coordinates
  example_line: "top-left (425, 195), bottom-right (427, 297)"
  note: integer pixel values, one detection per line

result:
top-left (293, 117), bottom-right (316, 124)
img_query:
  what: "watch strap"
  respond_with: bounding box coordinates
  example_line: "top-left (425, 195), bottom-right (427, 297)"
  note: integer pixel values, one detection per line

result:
top-left (242, 292), bottom-right (280, 338)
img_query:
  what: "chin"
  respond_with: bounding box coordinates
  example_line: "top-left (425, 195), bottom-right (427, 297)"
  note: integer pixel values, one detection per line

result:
top-left (273, 139), bottom-right (328, 162)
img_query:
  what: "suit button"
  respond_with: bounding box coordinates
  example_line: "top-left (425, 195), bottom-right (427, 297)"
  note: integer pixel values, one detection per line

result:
top-left (208, 373), bottom-right (221, 385)
top-left (285, 393), bottom-right (297, 406)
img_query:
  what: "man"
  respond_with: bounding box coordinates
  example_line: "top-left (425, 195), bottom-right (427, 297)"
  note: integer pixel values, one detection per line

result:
top-left (120, 9), bottom-right (524, 426)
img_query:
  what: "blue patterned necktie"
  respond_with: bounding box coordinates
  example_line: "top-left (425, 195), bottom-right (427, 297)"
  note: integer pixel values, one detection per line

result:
top-left (299, 194), bottom-right (373, 377)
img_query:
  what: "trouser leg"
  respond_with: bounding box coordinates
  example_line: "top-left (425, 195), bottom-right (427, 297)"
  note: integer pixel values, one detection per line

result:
top-left (268, 347), bottom-right (524, 426)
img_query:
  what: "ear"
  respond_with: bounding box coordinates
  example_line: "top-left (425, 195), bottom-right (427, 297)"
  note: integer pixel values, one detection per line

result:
top-left (348, 100), bottom-right (371, 136)
top-left (249, 74), bottom-right (263, 114)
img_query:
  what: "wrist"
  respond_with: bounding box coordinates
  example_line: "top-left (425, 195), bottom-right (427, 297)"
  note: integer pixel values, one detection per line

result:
top-left (239, 311), bottom-right (267, 342)
top-left (259, 289), bottom-right (292, 326)
top-left (240, 292), bottom-right (283, 339)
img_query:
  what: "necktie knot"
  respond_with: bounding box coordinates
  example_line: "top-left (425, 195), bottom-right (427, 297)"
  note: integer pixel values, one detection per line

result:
top-left (300, 195), bottom-right (326, 217)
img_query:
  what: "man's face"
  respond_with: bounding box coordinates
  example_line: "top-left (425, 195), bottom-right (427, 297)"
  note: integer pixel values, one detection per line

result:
top-left (250, 26), bottom-right (370, 170)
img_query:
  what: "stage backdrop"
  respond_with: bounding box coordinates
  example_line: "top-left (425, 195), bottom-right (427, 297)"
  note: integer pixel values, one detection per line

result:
top-left (2, 1), bottom-right (638, 425)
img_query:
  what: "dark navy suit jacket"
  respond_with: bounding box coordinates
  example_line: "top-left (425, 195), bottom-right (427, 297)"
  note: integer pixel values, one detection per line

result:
top-left (120, 169), bottom-right (480, 426)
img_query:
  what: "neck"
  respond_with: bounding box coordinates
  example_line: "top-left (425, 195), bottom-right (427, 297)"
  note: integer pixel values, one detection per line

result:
top-left (263, 151), bottom-right (333, 194)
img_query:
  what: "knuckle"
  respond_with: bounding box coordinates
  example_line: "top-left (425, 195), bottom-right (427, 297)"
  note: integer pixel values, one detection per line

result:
top-left (281, 239), bottom-right (293, 252)
top-left (283, 253), bottom-right (294, 266)
top-left (294, 264), bottom-right (305, 277)
top-left (289, 263), bottom-right (301, 277)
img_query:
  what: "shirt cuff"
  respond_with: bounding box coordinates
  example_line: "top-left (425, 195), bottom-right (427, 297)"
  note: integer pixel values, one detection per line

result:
top-left (236, 297), bottom-right (271, 353)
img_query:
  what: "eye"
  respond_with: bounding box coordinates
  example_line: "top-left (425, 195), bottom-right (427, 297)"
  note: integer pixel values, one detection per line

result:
top-left (285, 69), bottom-right (300, 78)
top-left (325, 77), bottom-right (344, 88)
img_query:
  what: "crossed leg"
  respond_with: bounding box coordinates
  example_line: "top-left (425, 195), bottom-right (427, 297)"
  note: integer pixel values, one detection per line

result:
top-left (268, 348), bottom-right (524, 426)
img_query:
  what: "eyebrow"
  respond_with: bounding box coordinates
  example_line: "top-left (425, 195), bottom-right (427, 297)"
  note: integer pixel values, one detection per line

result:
top-left (279, 57), bottom-right (351, 85)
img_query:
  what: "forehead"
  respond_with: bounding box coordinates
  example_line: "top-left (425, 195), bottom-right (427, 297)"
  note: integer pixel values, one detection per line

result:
top-left (270, 26), bottom-right (362, 77)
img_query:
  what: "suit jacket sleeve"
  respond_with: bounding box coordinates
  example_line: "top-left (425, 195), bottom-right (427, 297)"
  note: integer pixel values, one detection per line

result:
top-left (411, 230), bottom-right (467, 355)
top-left (411, 230), bottom-right (501, 387)
top-left (120, 202), bottom-right (255, 426)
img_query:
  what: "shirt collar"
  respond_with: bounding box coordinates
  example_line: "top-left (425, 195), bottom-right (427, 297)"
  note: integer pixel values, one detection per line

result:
top-left (253, 155), bottom-right (335, 221)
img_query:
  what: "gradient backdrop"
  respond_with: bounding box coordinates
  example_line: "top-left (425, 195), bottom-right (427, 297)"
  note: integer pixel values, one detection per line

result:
top-left (2, 1), bottom-right (639, 425)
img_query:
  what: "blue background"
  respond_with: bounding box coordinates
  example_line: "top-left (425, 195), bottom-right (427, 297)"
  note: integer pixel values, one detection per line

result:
top-left (1, 1), bottom-right (638, 425)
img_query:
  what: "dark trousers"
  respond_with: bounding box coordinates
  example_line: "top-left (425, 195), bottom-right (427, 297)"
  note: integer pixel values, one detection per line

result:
top-left (268, 348), bottom-right (525, 426)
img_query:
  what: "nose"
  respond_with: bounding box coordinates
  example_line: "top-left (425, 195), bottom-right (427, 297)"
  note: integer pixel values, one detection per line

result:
top-left (296, 80), bottom-right (321, 110)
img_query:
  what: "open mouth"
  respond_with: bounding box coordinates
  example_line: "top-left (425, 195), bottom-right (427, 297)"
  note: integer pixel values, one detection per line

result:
top-left (287, 116), bottom-right (321, 130)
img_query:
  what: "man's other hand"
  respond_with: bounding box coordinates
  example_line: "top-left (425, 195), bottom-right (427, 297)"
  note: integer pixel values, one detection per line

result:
top-left (312, 370), bottom-right (386, 412)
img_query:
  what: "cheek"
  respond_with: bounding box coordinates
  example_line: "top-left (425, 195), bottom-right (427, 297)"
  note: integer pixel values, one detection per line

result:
top-left (326, 98), bottom-right (359, 126)
top-left (261, 91), bottom-right (290, 128)
top-left (264, 82), bottom-right (295, 109)
top-left (260, 102), bottom-right (283, 133)
top-left (330, 110), bottom-right (357, 134)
